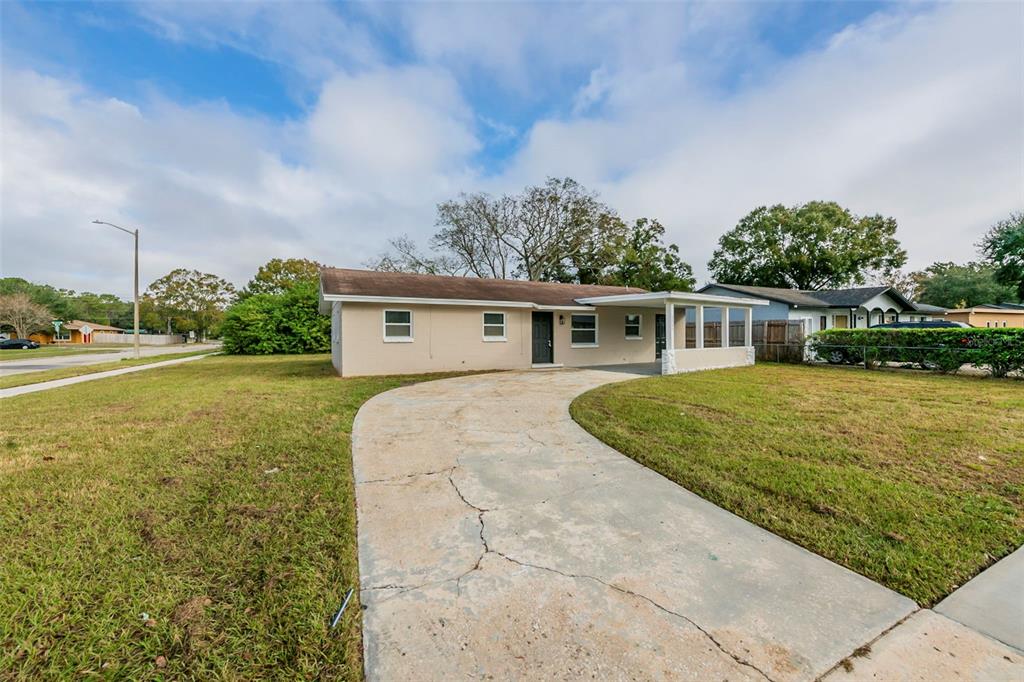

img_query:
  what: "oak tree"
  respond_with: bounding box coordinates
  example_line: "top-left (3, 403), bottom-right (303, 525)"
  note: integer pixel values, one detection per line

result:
top-left (708, 201), bottom-right (907, 289)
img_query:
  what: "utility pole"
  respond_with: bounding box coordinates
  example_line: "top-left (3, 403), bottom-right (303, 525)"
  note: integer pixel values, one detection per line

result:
top-left (92, 220), bottom-right (141, 359)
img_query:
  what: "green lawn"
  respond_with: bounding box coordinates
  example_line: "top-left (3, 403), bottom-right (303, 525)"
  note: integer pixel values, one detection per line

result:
top-left (0, 346), bottom-right (122, 361)
top-left (571, 363), bottom-right (1024, 606)
top-left (0, 350), bottom-right (216, 389)
top-left (0, 354), bottom-right (461, 679)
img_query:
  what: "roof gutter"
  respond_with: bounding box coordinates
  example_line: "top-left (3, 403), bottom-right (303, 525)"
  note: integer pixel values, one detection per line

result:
top-left (319, 293), bottom-right (595, 311)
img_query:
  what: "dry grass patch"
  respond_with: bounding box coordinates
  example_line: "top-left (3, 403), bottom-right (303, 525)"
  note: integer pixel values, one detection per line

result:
top-left (0, 354), bottom-right (467, 679)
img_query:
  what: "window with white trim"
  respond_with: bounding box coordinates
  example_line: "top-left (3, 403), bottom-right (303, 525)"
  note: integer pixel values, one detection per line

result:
top-left (482, 312), bottom-right (506, 341)
top-left (624, 314), bottom-right (642, 339)
top-left (571, 313), bottom-right (598, 347)
top-left (383, 310), bottom-right (413, 341)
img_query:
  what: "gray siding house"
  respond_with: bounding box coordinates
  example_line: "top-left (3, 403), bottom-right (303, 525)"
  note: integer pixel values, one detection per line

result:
top-left (694, 284), bottom-right (918, 333)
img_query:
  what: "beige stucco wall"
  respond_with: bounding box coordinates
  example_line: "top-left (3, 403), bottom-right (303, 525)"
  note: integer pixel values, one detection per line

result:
top-left (945, 311), bottom-right (1024, 328)
top-left (331, 301), bottom-right (343, 373)
top-left (663, 346), bottom-right (754, 374)
top-left (336, 302), bottom-right (662, 376)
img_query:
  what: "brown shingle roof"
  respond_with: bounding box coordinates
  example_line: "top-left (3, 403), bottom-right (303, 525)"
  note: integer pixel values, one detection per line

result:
top-left (320, 268), bottom-right (647, 306)
top-left (701, 283), bottom-right (916, 310)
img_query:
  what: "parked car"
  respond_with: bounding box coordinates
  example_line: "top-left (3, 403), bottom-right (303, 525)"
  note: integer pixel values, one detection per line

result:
top-left (0, 338), bottom-right (40, 350)
top-left (870, 321), bottom-right (970, 329)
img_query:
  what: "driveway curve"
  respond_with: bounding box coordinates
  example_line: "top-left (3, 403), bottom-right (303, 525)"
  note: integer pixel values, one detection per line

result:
top-left (351, 369), bottom-right (916, 681)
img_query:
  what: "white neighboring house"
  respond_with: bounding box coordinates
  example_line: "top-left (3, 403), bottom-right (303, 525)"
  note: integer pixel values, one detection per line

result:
top-left (695, 284), bottom-right (918, 333)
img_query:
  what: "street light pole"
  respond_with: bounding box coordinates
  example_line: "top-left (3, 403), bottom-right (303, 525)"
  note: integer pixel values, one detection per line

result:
top-left (92, 220), bottom-right (141, 359)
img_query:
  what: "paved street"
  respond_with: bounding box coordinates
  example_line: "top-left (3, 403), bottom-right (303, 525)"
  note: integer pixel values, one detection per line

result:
top-left (0, 353), bottom-right (216, 399)
top-left (350, 368), bottom-right (1021, 681)
top-left (0, 343), bottom-right (220, 376)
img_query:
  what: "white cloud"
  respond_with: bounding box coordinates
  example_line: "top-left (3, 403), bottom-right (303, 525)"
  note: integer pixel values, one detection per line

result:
top-left (1, 1), bottom-right (1021, 300)
top-left (498, 2), bottom-right (1024, 282)
top-left (308, 67), bottom-right (478, 184)
top-left (0, 64), bottom-right (479, 295)
top-left (132, 0), bottom-right (380, 84)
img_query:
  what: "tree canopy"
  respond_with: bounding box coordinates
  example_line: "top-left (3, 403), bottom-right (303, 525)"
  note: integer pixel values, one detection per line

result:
top-left (0, 277), bottom-right (133, 327)
top-left (979, 211), bottom-right (1024, 302)
top-left (913, 262), bottom-right (1017, 309)
top-left (599, 218), bottom-right (696, 291)
top-left (371, 177), bottom-right (695, 289)
top-left (708, 201), bottom-right (907, 290)
top-left (146, 269), bottom-right (235, 339)
top-left (221, 280), bottom-right (329, 355)
top-left (241, 258), bottom-right (324, 298)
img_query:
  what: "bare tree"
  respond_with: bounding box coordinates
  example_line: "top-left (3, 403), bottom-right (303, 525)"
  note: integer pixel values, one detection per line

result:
top-left (871, 268), bottom-right (923, 302)
top-left (366, 236), bottom-right (466, 276)
top-left (371, 177), bottom-right (638, 283)
top-left (434, 193), bottom-right (516, 279)
top-left (499, 177), bottom-right (614, 281)
top-left (0, 293), bottom-right (53, 338)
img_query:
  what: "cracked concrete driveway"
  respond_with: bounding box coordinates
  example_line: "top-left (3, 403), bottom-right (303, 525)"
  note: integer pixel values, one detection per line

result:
top-left (351, 369), bottom-right (922, 681)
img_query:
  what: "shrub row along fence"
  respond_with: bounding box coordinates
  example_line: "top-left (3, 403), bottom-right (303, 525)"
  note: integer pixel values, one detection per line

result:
top-left (806, 328), bottom-right (1024, 377)
top-left (684, 320), bottom-right (807, 362)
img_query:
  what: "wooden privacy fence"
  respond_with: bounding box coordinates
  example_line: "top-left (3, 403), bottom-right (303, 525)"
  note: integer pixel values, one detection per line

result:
top-left (684, 320), bottom-right (807, 362)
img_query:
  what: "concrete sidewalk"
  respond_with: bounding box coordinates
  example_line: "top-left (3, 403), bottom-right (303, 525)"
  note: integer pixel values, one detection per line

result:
top-left (935, 546), bottom-right (1024, 651)
top-left (0, 353), bottom-right (214, 399)
top-left (0, 343), bottom-right (220, 376)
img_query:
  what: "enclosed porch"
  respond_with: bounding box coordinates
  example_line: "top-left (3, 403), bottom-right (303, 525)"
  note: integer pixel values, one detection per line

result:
top-left (575, 291), bottom-right (770, 375)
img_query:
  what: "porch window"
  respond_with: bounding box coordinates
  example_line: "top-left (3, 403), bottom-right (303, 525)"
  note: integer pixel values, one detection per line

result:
top-left (624, 314), bottom-right (642, 339)
top-left (383, 310), bottom-right (413, 341)
top-left (571, 314), bottom-right (598, 347)
top-left (482, 312), bottom-right (507, 341)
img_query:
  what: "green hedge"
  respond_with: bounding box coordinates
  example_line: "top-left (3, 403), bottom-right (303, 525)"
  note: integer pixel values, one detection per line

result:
top-left (807, 328), bottom-right (1024, 376)
top-left (220, 281), bottom-right (330, 355)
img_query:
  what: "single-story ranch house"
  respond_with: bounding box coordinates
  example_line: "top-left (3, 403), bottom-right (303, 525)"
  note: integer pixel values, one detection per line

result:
top-left (318, 268), bottom-right (769, 377)
top-left (695, 283), bottom-right (918, 332)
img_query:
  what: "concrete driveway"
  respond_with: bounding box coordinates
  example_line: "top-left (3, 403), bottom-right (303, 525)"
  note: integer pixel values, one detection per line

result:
top-left (352, 369), bottom-right (1020, 681)
top-left (0, 343), bottom-right (220, 376)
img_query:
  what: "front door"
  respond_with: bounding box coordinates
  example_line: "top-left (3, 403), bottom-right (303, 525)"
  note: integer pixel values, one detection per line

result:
top-left (531, 312), bottom-right (553, 364)
top-left (655, 314), bottom-right (666, 359)
top-left (833, 314), bottom-right (848, 329)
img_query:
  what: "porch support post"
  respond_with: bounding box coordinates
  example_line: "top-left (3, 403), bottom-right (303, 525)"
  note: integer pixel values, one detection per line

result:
top-left (695, 305), bottom-right (705, 349)
top-left (722, 306), bottom-right (730, 348)
top-left (679, 306), bottom-right (686, 349)
top-left (744, 307), bottom-right (753, 346)
top-left (665, 301), bottom-right (675, 351)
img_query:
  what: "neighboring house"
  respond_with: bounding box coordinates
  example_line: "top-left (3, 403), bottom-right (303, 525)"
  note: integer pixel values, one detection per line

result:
top-left (944, 306), bottom-right (1024, 328)
top-left (27, 320), bottom-right (126, 344)
top-left (318, 268), bottom-right (769, 377)
top-left (695, 284), bottom-right (917, 332)
top-left (905, 303), bottom-right (946, 322)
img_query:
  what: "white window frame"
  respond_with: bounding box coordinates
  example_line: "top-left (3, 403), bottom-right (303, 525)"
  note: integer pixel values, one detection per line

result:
top-left (482, 311), bottom-right (507, 342)
top-left (382, 309), bottom-right (414, 342)
top-left (570, 313), bottom-right (599, 348)
top-left (624, 313), bottom-right (642, 340)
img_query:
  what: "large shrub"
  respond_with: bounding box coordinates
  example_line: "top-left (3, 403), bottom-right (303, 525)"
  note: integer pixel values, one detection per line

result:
top-left (807, 328), bottom-right (1024, 377)
top-left (221, 281), bottom-right (329, 354)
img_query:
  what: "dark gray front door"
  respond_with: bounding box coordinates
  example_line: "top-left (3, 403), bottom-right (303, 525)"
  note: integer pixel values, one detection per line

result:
top-left (532, 312), bottom-right (553, 364)
top-left (655, 314), bottom-right (666, 359)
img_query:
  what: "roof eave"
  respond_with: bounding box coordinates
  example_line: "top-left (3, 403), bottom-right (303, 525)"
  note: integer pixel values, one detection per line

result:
top-left (576, 291), bottom-right (770, 307)
top-left (319, 293), bottom-right (593, 310)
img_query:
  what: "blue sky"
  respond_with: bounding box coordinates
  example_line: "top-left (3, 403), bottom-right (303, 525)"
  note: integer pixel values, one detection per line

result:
top-left (5, 1), bottom-right (892, 171)
top-left (1, 1), bottom-right (1021, 295)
